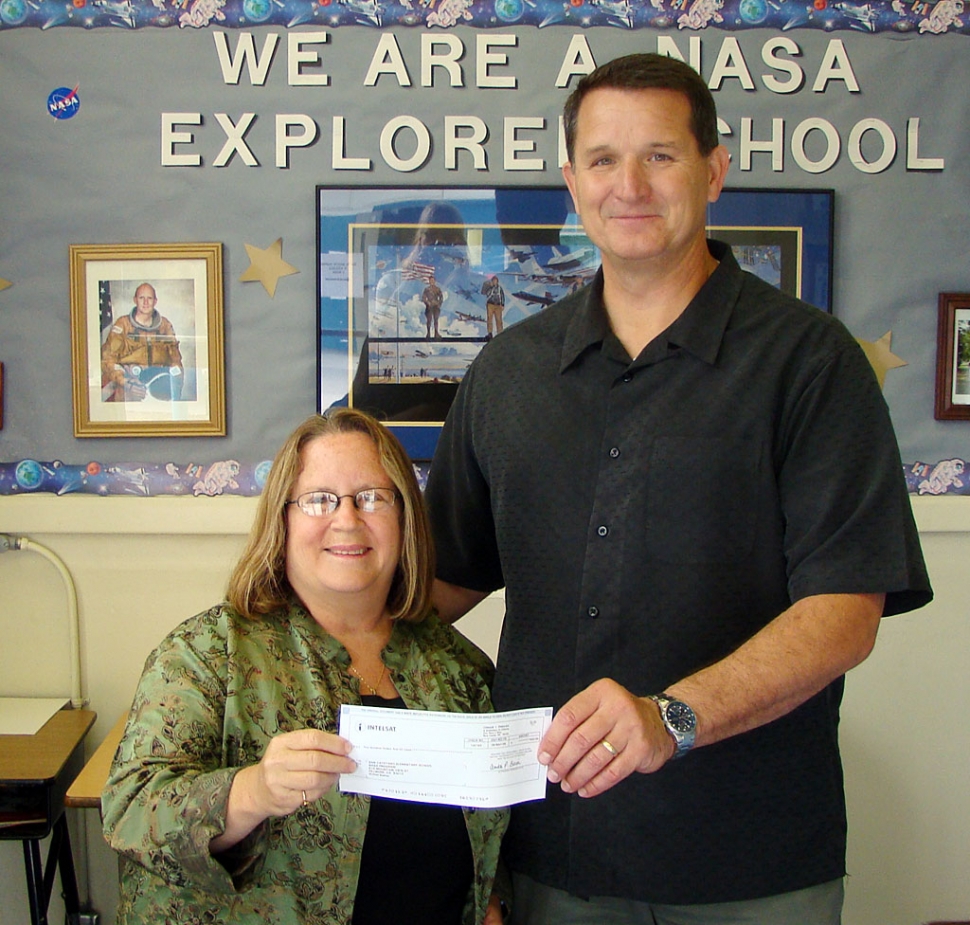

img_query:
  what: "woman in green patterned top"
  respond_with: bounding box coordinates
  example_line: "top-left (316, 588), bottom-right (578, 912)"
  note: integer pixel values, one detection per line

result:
top-left (102, 409), bottom-right (509, 925)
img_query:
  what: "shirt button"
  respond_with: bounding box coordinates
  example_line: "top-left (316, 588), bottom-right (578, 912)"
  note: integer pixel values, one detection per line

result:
top-left (621, 373), bottom-right (633, 383)
top-left (597, 525), bottom-right (609, 537)
top-left (609, 447), bottom-right (620, 458)
top-left (587, 606), bottom-right (599, 618)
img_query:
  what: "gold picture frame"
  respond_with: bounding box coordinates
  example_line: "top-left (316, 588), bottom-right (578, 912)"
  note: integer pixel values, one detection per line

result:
top-left (70, 243), bottom-right (225, 437)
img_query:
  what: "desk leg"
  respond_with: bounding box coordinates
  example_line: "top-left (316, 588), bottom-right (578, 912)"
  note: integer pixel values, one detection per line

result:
top-left (23, 838), bottom-right (47, 925)
top-left (51, 814), bottom-right (82, 917)
top-left (21, 815), bottom-right (82, 925)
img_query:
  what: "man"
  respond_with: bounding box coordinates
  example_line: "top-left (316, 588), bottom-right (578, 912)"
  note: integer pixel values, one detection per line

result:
top-left (421, 276), bottom-right (444, 340)
top-left (101, 282), bottom-right (183, 401)
top-left (481, 273), bottom-right (506, 341)
top-left (426, 54), bottom-right (931, 924)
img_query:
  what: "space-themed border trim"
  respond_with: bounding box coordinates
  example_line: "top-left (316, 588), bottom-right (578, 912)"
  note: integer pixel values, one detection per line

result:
top-left (0, 0), bottom-right (966, 35)
top-left (0, 457), bottom-right (964, 496)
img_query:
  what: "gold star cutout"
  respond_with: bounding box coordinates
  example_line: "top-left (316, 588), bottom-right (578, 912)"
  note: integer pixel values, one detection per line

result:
top-left (856, 330), bottom-right (907, 390)
top-left (239, 238), bottom-right (298, 298)
top-left (0, 278), bottom-right (11, 292)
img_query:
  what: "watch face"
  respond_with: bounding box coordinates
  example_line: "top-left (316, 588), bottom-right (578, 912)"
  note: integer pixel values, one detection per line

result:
top-left (665, 701), bottom-right (696, 733)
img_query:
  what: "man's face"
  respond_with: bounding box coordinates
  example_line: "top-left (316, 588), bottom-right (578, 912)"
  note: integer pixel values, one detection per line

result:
top-left (563, 87), bottom-right (729, 275)
top-left (133, 286), bottom-right (157, 320)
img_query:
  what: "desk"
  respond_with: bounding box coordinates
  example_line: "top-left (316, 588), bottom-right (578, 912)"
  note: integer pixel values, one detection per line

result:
top-left (65, 714), bottom-right (126, 810)
top-left (0, 707), bottom-right (96, 925)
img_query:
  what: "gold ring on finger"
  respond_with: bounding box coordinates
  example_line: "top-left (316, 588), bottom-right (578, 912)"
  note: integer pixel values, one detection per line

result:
top-left (600, 738), bottom-right (618, 758)
top-left (302, 790), bottom-right (309, 807)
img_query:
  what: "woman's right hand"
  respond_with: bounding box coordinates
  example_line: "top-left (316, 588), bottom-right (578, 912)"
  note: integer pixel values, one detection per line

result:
top-left (250, 728), bottom-right (356, 816)
top-left (211, 729), bottom-right (356, 853)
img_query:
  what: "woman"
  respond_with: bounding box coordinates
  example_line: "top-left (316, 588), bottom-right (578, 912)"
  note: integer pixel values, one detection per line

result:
top-left (102, 409), bottom-right (508, 924)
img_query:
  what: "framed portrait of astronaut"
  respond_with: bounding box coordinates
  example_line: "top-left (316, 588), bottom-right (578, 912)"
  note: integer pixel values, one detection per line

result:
top-left (934, 292), bottom-right (970, 421)
top-left (69, 242), bottom-right (225, 437)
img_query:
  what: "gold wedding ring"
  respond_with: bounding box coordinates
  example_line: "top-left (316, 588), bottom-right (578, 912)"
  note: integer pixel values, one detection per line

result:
top-left (600, 738), bottom-right (618, 758)
top-left (302, 790), bottom-right (309, 807)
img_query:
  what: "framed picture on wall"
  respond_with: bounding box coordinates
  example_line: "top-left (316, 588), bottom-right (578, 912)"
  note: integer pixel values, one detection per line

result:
top-left (317, 186), bottom-right (579, 460)
top-left (934, 292), bottom-right (970, 421)
top-left (70, 242), bottom-right (225, 437)
top-left (709, 187), bottom-right (834, 313)
top-left (317, 186), bottom-right (834, 460)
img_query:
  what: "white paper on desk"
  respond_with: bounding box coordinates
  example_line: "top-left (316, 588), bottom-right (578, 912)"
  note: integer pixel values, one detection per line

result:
top-left (0, 697), bottom-right (69, 735)
top-left (338, 705), bottom-right (553, 808)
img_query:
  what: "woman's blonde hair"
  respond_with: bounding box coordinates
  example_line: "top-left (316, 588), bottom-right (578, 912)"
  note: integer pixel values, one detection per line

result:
top-left (226, 409), bottom-right (434, 622)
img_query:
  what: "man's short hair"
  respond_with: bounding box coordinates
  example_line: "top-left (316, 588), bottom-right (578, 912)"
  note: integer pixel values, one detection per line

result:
top-left (563, 53), bottom-right (720, 163)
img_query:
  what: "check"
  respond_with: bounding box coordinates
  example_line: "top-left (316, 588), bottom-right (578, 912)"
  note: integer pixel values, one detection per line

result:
top-left (338, 705), bottom-right (553, 807)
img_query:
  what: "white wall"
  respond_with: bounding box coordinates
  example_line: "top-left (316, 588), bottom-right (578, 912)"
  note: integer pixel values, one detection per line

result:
top-left (0, 494), bottom-right (965, 924)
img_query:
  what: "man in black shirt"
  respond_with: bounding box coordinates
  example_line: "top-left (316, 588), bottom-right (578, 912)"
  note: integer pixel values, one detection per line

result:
top-left (426, 53), bottom-right (931, 924)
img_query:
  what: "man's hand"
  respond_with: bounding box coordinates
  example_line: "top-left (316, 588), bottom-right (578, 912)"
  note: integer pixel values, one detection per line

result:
top-left (536, 678), bottom-right (674, 799)
top-left (484, 893), bottom-right (505, 925)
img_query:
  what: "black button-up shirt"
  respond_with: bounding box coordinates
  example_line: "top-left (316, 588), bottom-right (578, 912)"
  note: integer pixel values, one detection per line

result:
top-left (426, 241), bottom-right (931, 904)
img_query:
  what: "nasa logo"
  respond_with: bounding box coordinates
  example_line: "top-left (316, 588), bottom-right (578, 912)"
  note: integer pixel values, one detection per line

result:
top-left (47, 86), bottom-right (80, 120)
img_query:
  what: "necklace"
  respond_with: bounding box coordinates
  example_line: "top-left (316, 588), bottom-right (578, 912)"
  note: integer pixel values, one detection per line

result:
top-left (349, 662), bottom-right (388, 695)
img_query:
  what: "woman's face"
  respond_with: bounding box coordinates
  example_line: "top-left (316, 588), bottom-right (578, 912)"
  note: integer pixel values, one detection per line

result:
top-left (285, 432), bottom-right (402, 616)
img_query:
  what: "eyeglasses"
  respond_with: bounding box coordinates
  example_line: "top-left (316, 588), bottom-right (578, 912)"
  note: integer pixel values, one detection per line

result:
top-left (286, 488), bottom-right (398, 517)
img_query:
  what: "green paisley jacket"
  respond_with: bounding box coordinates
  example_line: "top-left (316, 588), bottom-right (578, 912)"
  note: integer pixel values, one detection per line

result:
top-left (102, 601), bottom-right (509, 925)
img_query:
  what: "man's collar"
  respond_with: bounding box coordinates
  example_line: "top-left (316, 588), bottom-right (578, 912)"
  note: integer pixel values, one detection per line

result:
top-left (129, 307), bottom-right (161, 331)
top-left (560, 240), bottom-right (743, 372)
top-left (663, 240), bottom-right (741, 366)
top-left (560, 269), bottom-right (610, 372)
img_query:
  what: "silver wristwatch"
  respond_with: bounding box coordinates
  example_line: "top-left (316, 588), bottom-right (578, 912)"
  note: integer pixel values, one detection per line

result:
top-left (649, 693), bottom-right (697, 759)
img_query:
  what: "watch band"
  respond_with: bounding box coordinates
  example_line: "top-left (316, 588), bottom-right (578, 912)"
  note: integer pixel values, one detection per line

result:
top-left (649, 693), bottom-right (697, 759)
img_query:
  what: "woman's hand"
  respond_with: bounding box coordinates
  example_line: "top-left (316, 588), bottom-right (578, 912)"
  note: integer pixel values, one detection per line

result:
top-left (250, 728), bottom-right (356, 815)
top-left (211, 729), bottom-right (355, 853)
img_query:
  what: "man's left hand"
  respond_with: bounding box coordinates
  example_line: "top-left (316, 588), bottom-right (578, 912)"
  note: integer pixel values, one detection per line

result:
top-left (484, 893), bottom-right (505, 925)
top-left (536, 678), bottom-right (675, 798)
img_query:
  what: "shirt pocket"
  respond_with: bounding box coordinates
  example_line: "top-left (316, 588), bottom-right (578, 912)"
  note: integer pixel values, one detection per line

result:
top-left (645, 435), bottom-right (762, 565)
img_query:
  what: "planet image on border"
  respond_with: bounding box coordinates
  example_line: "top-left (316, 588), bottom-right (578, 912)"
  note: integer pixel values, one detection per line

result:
top-left (738, 0), bottom-right (768, 22)
top-left (0, 0), bottom-right (28, 24)
top-left (242, 0), bottom-right (273, 21)
top-left (254, 460), bottom-right (273, 489)
top-left (494, 0), bottom-right (524, 22)
top-left (14, 459), bottom-right (44, 491)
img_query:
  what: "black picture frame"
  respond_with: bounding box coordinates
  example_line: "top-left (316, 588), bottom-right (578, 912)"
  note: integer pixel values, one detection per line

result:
top-left (317, 186), bottom-right (834, 460)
